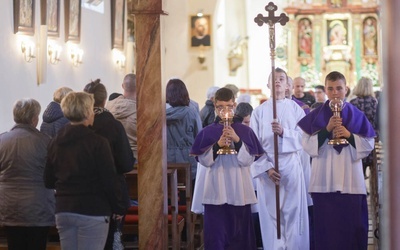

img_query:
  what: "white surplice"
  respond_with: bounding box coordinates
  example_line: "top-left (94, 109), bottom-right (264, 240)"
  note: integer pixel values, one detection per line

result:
top-left (191, 143), bottom-right (257, 214)
top-left (302, 133), bottom-right (374, 194)
top-left (250, 98), bottom-right (309, 250)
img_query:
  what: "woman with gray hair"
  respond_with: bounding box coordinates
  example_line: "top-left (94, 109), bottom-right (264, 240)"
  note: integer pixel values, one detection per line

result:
top-left (40, 87), bottom-right (73, 137)
top-left (0, 98), bottom-right (55, 250)
top-left (44, 92), bottom-right (124, 249)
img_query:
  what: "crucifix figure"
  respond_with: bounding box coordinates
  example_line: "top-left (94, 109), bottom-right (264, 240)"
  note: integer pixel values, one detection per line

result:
top-left (254, 2), bottom-right (288, 240)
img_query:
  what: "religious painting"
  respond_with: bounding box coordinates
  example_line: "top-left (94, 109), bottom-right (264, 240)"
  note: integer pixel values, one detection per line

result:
top-left (127, 17), bottom-right (135, 41)
top-left (298, 18), bottom-right (312, 57)
top-left (13, 0), bottom-right (35, 35)
top-left (47, 0), bottom-right (60, 37)
top-left (363, 17), bottom-right (378, 56)
top-left (329, 0), bottom-right (346, 8)
top-left (327, 19), bottom-right (348, 46)
top-left (190, 15), bottom-right (212, 47)
top-left (65, 0), bottom-right (81, 43)
top-left (111, 0), bottom-right (125, 50)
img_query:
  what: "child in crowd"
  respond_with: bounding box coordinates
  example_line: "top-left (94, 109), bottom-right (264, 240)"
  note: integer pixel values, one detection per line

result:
top-left (190, 87), bottom-right (264, 249)
top-left (298, 71), bottom-right (376, 249)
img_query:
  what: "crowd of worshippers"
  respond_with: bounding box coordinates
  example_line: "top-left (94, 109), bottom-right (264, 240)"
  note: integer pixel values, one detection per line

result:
top-left (0, 70), bottom-right (379, 250)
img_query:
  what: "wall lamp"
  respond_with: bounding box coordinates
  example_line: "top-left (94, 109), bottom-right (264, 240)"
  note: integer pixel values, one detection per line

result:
top-left (197, 9), bottom-right (204, 17)
top-left (113, 49), bottom-right (126, 69)
top-left (198, 45), bottom-right (206, 64)
top-left (48, 43), bottom-right (62, 65)
top-left (21, 41), bottom-right (35, 62)
top-left (69, 45), bottom-right (83, 66)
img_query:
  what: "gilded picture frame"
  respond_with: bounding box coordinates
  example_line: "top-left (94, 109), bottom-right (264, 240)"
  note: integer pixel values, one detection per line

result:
top-left (327, 19), bottom-right (348, 46)
top-left (111, 0), bottom-right (125, 50)
top-left (65, 0), bottom-right (82, 43)
top-left (13, 0), bottom-right (35, 35)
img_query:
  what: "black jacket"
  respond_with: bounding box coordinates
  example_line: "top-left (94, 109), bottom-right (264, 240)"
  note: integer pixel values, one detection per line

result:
top-left (45, 124), bottom-right (125, 216)
top-left (92, 110), bottom-right (135, 175)
top-left (92, 110), bottom-right (135, 213)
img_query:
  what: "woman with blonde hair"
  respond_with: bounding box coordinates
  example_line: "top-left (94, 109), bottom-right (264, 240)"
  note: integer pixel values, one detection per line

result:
top-left (40, 87), bottom-right (73, 137)
top-left (350, 77), bottom-right (378, 176)
top-left (44, 92), bottom-right (124, 249)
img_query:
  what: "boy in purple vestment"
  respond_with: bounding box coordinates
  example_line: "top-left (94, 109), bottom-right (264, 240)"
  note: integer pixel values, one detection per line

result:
top-left (298, 71), bottom-right (375, 250)
top-left (190, 88), bottom-right (264, 250)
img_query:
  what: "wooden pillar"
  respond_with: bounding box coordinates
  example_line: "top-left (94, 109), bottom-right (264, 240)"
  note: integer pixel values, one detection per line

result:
top-left (383, 0), bottom-right (400, 249)
top-left (128, 1), bottom-right (168, 249)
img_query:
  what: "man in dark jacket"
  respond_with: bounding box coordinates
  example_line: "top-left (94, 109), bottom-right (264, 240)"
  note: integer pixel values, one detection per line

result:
top-left (200, 86), bottom-right (219, 127)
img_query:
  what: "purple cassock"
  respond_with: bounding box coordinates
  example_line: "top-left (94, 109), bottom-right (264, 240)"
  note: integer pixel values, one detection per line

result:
top-left (292, 96), bottom-right (311, 114)
top-left (190, 116), bottom-right (265, 159)
top-left (298, 100), bottom-right (376, 152)
top-left (298, 100), bottom-right (376, 250)
top-left (190, 116), bottom-right (264, 250)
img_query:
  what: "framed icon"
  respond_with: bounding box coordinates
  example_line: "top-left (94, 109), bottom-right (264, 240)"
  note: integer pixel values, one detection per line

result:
top-left (47, 0), bottom-right (60, 37)
top-left (14, 0), bottom-right (35, 35)
top-left (111, 0), bottom-right (125, 50)
top-left (190, 15), bottom-right (211, 47)
top-left (65, 0), bottom-right (82, 43)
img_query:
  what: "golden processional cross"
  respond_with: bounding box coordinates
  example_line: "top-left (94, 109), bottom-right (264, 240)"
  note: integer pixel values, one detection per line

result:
top-left (254, 2), bottom-right (289, 240)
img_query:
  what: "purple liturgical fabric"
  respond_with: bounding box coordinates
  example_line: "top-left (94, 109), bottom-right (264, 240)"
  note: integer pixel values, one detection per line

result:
top-left (311, 193), bottom-right (368, 250)
top-left (204, 204), bottom-right (257, 250)
top-left (298, 100), bottom-right (376, 152)
top-left (292, 97), bottom-right (310, 114)
top-left (190, 116), bottom-right (265, 159)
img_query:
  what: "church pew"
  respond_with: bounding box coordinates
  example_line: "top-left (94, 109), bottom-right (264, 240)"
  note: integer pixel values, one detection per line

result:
top-left (124, 168), bottom-right (185, 249)
top-left (167, 163), bottom-right (195, 250)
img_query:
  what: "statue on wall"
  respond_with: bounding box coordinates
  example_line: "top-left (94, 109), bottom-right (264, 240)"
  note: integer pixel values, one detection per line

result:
top-left (228, 36), bottom-right (247, 75)
top-left (298, 18), bottom-right (312, 57)
top-left (363, 17), bottom-right (377, 56)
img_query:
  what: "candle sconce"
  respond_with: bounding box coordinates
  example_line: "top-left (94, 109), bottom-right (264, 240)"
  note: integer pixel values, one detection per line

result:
top-left (48, 43), bottom-right (62, 65)
top-left (21, 41), bottom-right (35, 62)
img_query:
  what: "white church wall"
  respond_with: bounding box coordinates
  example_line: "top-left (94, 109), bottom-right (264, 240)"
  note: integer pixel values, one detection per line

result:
top-left (213, 0), bottom-right (249, 91)
top-left (0, 0), bottom-right (292, 132)
top-left (0, 1), bottom-right (125, 132)
top-left (246, 0), bottom-right (288, 99)
top-left (162, 0), bottom-right (217, 109)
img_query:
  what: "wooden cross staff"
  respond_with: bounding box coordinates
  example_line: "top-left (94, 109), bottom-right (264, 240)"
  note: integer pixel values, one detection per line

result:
top-left (254, 2), bottom-right (289, 240)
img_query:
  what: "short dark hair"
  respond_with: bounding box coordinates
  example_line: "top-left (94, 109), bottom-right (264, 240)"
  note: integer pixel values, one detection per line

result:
top-left (166, 78), bottom-right (190, 107)
top-left (315, 85), bottom-right (325, 92)
top-left (235, 102), bottom-right (253, 118)
top-left (83, 79), bottom-right (107, 107)
top-left (325, 71), bottom-right (346, 85)
top-left (214, 87), bottom-right (235, 103)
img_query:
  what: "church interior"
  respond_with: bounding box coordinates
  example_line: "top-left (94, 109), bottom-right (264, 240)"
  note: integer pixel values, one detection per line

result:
top-left (1, 0), bottom-right (400, 249)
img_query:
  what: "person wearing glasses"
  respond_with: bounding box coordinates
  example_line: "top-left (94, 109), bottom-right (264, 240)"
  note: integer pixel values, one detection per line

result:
top-left (311, 85), bottom-right (327, 111)
top-left (191, 87), bottom-right (264, 249)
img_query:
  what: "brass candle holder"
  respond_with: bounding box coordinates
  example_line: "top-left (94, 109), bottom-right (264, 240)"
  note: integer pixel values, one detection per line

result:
top-left (327, 98), bottom-right (349, 145)
top-left (217, 107), bottom-right (237, 155)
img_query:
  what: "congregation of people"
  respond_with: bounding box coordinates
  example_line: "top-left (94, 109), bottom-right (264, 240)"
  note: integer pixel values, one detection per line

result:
top-left (0, 69), bottom-right (379, 250)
